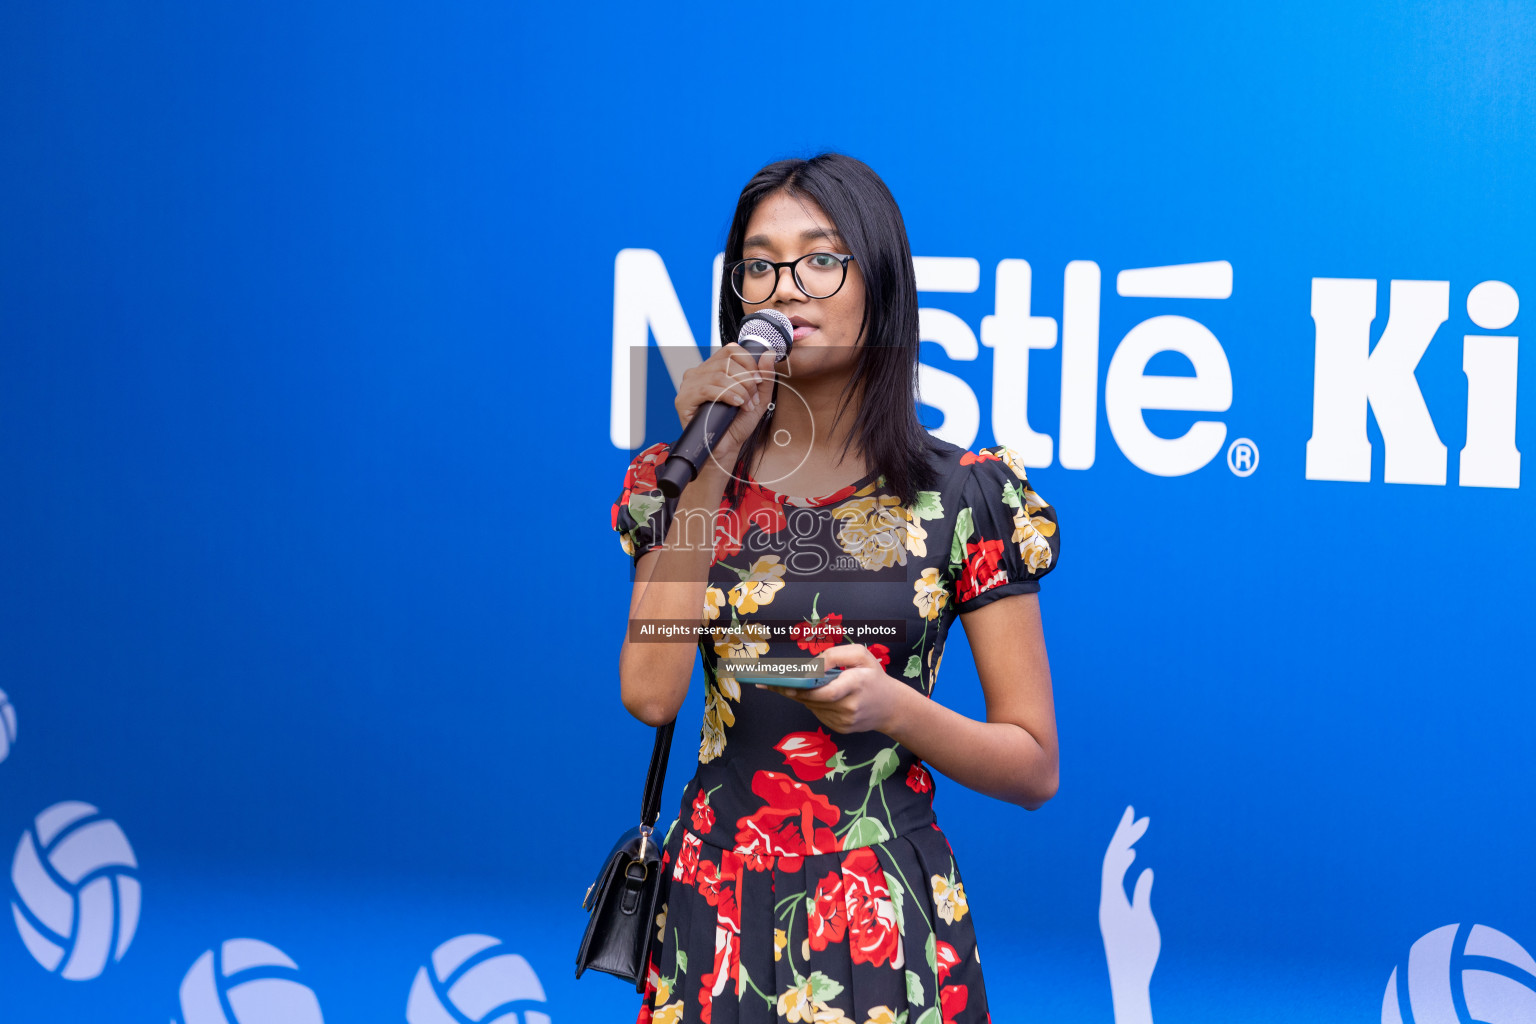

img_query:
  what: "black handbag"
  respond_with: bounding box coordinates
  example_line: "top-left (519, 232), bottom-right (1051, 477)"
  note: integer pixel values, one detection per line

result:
top-left (575, 720), bottom-right (674, 991)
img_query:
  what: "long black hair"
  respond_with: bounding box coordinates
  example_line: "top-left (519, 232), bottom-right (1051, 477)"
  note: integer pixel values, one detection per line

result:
top-left (720, 153), bottom-right (940, 506)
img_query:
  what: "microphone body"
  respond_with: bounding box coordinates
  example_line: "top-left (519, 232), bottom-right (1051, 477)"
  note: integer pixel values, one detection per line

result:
top-left (654, 310), bottom-right (794, 499)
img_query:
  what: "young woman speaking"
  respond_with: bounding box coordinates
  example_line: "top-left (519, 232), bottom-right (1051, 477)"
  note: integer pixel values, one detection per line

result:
top-left (614, 152), bottom-right (1061, 1024)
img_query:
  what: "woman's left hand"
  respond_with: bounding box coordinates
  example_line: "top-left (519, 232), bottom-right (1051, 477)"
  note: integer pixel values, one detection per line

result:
top-left (762, 643), bottom-right (913, 735)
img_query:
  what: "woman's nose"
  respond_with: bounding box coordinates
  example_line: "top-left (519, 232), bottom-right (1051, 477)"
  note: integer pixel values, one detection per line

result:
top-left (770, 264), bottom-right (808, 303)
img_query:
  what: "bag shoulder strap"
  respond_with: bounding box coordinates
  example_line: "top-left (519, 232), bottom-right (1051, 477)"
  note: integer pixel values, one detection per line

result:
top-left (636, 494), bottom-right (677, 831)
top-left (641, 721), bottom-right (674, 828)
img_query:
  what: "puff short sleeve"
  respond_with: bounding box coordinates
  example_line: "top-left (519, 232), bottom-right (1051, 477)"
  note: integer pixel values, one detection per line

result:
top-left (950, 445), bottom-right (1061, 612)
top-left (610, 441), bottom-right (671, 563)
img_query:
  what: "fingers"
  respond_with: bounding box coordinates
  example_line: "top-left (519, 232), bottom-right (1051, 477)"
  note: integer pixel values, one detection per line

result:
top-left (819, 644), bottom-right (874, 669)
top-left (675, 373), bottom-right (763, 422)
top-left (1132, 867), bottom-right (1154, 910)
top-left (1109, 804), bottom-right (1136, 846)
top-left (718, 343), bottom-right (774, 381)
top-left (788, 676), bottom-right (854, 704)
top-left (1127, 814), bottom-right (1150, 846)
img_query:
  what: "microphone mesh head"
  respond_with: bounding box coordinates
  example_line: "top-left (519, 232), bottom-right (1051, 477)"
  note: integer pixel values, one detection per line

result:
top-left (737, 309), bottom-right (793, 359)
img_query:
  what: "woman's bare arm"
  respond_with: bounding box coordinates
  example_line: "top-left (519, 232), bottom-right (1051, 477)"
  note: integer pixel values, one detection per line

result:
top-left (766, 592), bottom-right (1058, 809)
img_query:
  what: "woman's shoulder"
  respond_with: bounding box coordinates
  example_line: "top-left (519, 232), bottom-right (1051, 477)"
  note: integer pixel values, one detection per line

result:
top-left (919, 437), bottom-right (1033, 488)
top-left (612, 442), bottom-right (673, 558)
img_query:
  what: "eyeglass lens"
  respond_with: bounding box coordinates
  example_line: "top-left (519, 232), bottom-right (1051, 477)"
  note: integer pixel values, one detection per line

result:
top-left (732, 254), bottom-right (846, 303)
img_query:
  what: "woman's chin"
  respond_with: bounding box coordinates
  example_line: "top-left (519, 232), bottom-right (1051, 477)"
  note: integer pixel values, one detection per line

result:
top-left (785, 346), bottom-right (858, 380)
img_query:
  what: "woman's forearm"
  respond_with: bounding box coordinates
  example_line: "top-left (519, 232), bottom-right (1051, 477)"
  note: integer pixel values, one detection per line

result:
top-left (618, 463), bottom-right (730, 725)
top-left (881, 682), bottom-right (1059, 809)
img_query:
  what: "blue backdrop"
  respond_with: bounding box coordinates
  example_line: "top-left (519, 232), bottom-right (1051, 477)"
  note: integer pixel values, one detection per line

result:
top-left (2, 3), bottom-right (1532, 1022)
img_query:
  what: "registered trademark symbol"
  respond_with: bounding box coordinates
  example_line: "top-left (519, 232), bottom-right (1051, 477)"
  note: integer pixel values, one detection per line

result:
top-left (1227, 437), bottom-right (1259, 476)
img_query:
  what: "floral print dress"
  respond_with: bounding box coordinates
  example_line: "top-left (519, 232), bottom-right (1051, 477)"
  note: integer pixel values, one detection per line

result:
top-left (612, 438), bottom-right (1060, 1024)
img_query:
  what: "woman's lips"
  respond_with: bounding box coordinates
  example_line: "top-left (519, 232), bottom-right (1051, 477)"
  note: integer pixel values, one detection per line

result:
top-left (792, 325), bottom-right (817, 341)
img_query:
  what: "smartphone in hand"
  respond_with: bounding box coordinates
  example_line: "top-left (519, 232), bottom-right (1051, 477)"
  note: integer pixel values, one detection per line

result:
top-left (735, 667), bottom-right (843, 689)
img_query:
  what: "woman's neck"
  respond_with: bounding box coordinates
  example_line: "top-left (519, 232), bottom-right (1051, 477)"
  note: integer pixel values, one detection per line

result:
top-left (749, 371), bottom-right (867, 495)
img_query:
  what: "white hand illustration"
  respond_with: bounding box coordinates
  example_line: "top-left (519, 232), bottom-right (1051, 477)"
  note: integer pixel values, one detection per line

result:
top-left (1099, 805), bottom-right (1159, 1024)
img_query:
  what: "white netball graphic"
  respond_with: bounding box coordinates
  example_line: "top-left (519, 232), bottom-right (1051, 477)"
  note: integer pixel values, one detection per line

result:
top-left (0, 688), bottom-right (15, 763)
top-left (407, 934), bottom-right (550, 1024)
top-left (175, 939), bottom-right (324, 1024)
top-left (1382, 923), bottom-right (1536, 1024)
top-left (10, 800), bottom-right (139, 980)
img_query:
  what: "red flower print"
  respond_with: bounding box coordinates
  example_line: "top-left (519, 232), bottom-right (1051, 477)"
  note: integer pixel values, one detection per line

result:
top-left (712, 504), bottom-right (745, 562)
top-left (698, 925), bottom-right (740, 1023)
top-left (809, 480), bottom-right (861, 505)
top-left (906, 763), bottom-right (933, 794)
top-left (868, 643), bottom-right (891, 669)
top-left (695, 854), bottom-right (741, 931)
top-left (710, 483), bottom-right (787, 562)
top-left (958, 538), bottom-right (1008, 603)
top-left (806, 871), bottom-right (847, 952)
top-left (792, 612), bottom-right (845, 656)
top-left (628, 443), bottom-right (666, 492)
top-left (673, 832), bottom-right (701, 884)
top-left (935, 939), bottom-right (961, 983)
top-left (773, 730), bottom-right (838, 782)
top-left (738, 481), bottom-right (787, 536)
top-left (941, 983), bottom-right (969, 1024)
top-left (959, 450), bottom-right (1002, 465)
top-left (741, 851), bottom-right (801, 873)
top-left (616, 443), bottom-right (669, 526)
top-left (691, 789), bottom-right (715, 833)
top-left (734, 771), bottom-right (842, 857)
top-left (842, 847), bottom-right (904, 969)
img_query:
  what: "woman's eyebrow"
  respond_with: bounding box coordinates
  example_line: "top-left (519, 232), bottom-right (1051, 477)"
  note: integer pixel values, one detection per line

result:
top-left (742, 227), bottom-right (844, 250)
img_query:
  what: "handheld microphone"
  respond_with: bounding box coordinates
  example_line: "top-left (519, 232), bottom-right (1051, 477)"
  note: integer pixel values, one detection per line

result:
top-left (654, 309), bottom-right (794, 499)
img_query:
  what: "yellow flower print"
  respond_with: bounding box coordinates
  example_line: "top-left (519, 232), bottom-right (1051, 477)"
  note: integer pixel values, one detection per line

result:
top-left (653, 1000), bottom-right (685, 1024)
top-left (863, 1009), bottom-right (900, 1024)
top-left (713, 622), bottom-right (769, 699)
top-left (774, 928), bottom-right (787, 961)
top-left (812, 1002), bottom-right (856, 1024)
top-left (712, 623), bottom-right (768, 699)
top-left (931, 873), bottom-right (970, 925)
top-left (654, 975), bottom-right (672, 1005)
top-left (902, 508), bottom-right (928, 557)
top-left (700, 683), bottom-right (735, 763)
top-left (714, 621), bottom-right (771, 662)
top-left (912, 567), bottom-right (948, 620)
top-left (729, 556), bottom-right (787, 613)
top-left (831, 495), bottom-right (911, 570)
top-left (620, 531), bottom-right (637, 558)
top-left (1011, 507), bottom-right (1055, 574)
top-left (778, 979), bottom-right (816, 1022)
top-left (702, 586), bottom-right (726, 622)
top-left (716, 672), bottom-right (742, 702)
top-left (997, 444), bottom-right (1030, 481)
top-left (655, 903), bottom-right (668, 944)
top-left (1022, 485), bottom-right (1051, 517)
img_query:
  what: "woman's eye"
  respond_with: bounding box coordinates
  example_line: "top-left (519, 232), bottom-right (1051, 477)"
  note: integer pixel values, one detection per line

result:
top-left (807, 253), bottom-right (836, 268)
top-left (746, 260), bottom-right (772, 276)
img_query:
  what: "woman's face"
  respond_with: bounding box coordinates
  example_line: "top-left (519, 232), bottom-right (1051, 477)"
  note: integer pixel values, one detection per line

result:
top-left (738, 190), bottom-right (866, 381)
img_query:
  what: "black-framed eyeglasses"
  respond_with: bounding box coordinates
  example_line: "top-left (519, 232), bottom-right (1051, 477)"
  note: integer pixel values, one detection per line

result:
top-left (726, 252), bottom-right (856, 304)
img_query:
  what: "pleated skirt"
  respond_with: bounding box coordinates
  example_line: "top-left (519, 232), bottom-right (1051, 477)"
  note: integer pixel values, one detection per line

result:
top-left (637, 821), bottom-right (988, 1024)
